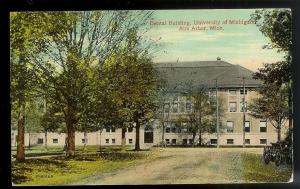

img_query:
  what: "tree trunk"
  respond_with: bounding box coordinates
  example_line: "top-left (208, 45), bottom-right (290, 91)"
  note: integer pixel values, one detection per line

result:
top-left (198, 129), bottom-right (202, 146)
top-left (121, 127), bottom-right (126, 151)
top-left (16, 103), bottom-right (25, 162)
top-left (135, 121), bottom-right (141, 151)
top-left (45, 130), bottom-right (48, 151)
top-left (277, 127), bottom-right (281, 142)
top-left (66, 125), bottom-right (76, 157)
top-left (28, 132), bottom-right (31, 150)
top-left (192, 132), bottom-right (196, 147)
top-left (83, 131), bottom-right (87, 150)
top-left (162, 122), bottom-right (165, 147)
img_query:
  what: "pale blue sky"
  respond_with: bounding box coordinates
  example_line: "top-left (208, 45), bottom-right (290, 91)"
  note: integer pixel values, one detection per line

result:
top-left (145, 9), bottom-right (285, 71)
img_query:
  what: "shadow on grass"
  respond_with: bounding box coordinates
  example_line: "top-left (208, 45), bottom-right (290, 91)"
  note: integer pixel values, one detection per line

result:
top-left (12, 158), bottom-right (68, 184)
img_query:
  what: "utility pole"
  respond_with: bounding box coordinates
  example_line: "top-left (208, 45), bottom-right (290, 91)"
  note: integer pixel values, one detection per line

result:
top-left (215, 79), bottom-right (220, 148)
top-left (242, 77), bottom-right (246, 148)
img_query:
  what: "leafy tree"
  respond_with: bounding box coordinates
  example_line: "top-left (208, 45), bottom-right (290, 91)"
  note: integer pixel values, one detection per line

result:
top-left (101, 45), bottom-right (158, 151)
top-left (251, 9), bottom-right (292, 133)
top-left (10, 12), bottom-right (50, 162)
top-left (248, 83), bottom-right (288, 141)
top-left (11, 11), bottom-right (153, 156)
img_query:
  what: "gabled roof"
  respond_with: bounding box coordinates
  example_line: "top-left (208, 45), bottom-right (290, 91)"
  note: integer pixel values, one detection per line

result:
top-left (154, 60), bottom-right (262, 91)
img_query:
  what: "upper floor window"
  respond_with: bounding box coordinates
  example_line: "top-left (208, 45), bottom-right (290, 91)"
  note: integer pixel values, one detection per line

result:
top-left (260, 121), bottom-right (267, 132)
top-left (186, 102), bottom-right (192, 112)
top-left (164, 103), bottom-right (170, 113)
top-left (226, 121), bottom-right (234, 133)
top-left (105, 127), bottom-right (110, 132)
top-left (127, 127), bottom-right (133, 132)
top-left (229, 102), bottom-right (237, 112)
top-left (240, 101), bottom-right (248, 112)
top-left (245, 121), bottom-right (250, 132)
top-left (172, 103), bottom-right (178, 113)
top-left (240, 89), bottom-right (248, 95)
top-left (111, 127), bottom-right (116, 132)
top-left (229, 90), bottom-right (237, 95)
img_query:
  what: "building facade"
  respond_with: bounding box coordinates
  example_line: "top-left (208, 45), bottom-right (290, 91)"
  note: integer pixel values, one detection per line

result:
top-left (11, 60), bottom-right (288, 148)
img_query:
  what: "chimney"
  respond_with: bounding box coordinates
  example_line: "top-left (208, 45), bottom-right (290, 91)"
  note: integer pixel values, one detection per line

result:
top-left (217, 57), bottom-right (221, 61)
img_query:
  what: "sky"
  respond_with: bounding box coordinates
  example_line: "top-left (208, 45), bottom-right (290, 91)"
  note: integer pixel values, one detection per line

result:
top-left (144, 9), bottom-right (286, 71)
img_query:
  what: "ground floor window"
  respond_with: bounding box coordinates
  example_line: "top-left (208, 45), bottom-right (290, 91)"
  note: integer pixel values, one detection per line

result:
top-left (37, 138), bottom-right (44, 144)
top-left (105, 139), bottom-right (109, 144)
top-left (171, 139), bottom-right (176, 145)
top-left (82, 138), bottom-right (88, 144)
top-left (189, 139), bottom-right (193, 144)
top-left (182, 139), bottom-right (187, 145)
top-left (144, 125), bottom-right (154, 143)
top-left (245, 139), bottom-right (250, 144)
top-left (128, 139), bottom-right (133, 144)
top-left (210, 139), bottom-right (217, 145)
top-left (227, 139), bottom-right (234, 144)
top-left (52, 139), bottom-right (58, 144)
top-left (260, 139), bottom-right (267, 144)
top-left (112, 139), bottom-right (116, 144)
top-left (165, 139), bottom-right (170, 144)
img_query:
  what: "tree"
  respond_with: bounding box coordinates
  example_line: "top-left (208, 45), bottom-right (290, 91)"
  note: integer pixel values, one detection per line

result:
top-left (248, 83), bottom-right (288, 142)
top-left (11, 11), bottom-right (153, 156)
top-left (251, 9), bottom-right (292, 132)
top-left (101, 45), bottom-right (158, 151)
top-left (10, 12), bottom-right (50, 162)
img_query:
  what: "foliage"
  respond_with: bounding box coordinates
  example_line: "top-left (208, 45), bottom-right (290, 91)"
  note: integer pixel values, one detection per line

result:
top-left (241, 153), bottom-right (292, 182)
top-left (248, 83), bottom-right (288, 141)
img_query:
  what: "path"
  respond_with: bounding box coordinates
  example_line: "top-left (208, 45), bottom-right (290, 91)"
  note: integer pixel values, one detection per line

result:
top-left (72, 148), bottom-right (262, 185)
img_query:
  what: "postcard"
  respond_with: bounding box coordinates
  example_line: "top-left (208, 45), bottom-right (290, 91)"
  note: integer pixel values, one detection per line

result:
top-left (11, 9), bottom-right (293, 185)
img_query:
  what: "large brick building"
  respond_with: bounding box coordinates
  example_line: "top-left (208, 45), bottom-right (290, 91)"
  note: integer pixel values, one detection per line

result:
top-left (11, 60), bottom-right (288, 148)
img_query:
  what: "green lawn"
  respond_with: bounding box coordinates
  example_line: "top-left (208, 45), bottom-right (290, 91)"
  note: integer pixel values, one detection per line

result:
top-left (241, 152), bottom-right (292, 182)
top-left (12, 150), bottom-right (157, 186)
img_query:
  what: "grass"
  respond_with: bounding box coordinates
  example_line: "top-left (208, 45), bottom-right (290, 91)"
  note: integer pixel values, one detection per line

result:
top-left (241, 152), bottom-right (292, 183)
top-left (12, 150), bottom-right (157, 186)
top-left (11, 145), bottom-right (135, 157)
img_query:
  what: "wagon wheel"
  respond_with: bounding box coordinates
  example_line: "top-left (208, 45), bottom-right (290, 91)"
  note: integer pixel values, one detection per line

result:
top-left (275, 150), bottom-right (282, 166)
top-left (263, 148), bottom-right (270, 164)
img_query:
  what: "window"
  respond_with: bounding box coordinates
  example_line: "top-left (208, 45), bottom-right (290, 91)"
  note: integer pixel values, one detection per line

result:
top-left (52, 139), bottom-right (58, 144)
top-left (37, 138), bottom-right (44, 144)
top-left (186, 102), bottom-right (192, 112)
top-left (245, 121), bottom-right (250, 132)
top-left (165, 139), bottom-right (170, 144)
top-left (245, 139), bottom-right (250, 144)
top-left (189, 139), bottom-right (193, 145)
top-left (105, 127), bottom-right (110, 132)
top-left (229, 90), bottom-right (237, 95)
top-left (171, 122), bottom-right (176, 133)
top-left (227, 139), bottom-right (234, 144)
top-left (182, 139), bottom-right (188, 145)
top-left (112, 139), bottom-right (116, 144)
top-left (260, 139), bottom-right (267, 144)
top-left (171, 139), bottom-right (176, 145)
top-left (172, 103), bottom-right (178, 113)
top-left (240, 101), bottom-right (248, 112)
top-left (260, 121), bottom-right (267, 132)
top-left (82, 138), bottom-right (88, 144)
top-left (111, 127), bottom-right (116, 132)
top-left (226, 121), bottom-right (234, 133)
top-left (128, 127), bottom-right (133, 132)
top-left (229, 102), bottom-right (237, 112)
top-left (181, 122), bottom-right (188, 133)
top-left (144, 126), bottom-right (153, 143)
top-left (128, 139), bottom-right (133, 144)
top-left (165, 122), bottom-right (171, 133)
top-left (210, 139), bottom-right (217, 145)
top-left (179, 102), bottom-right (185, 112)
top-left (164, 103), bottom-right (170, 113)
top-left (105, 139), bottom-right (109, 144)
top-left (240, 89), bottom-right (248, 95)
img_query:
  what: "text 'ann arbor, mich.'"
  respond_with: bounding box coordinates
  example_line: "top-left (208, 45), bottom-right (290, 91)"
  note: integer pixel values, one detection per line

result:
top-left (149, 19), bottom-right (256, 31)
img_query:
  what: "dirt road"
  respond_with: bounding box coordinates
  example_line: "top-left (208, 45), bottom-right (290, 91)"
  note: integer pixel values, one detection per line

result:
top-left (72, 148), bottom-right (262, 185)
